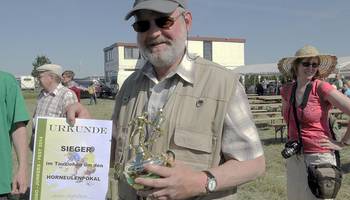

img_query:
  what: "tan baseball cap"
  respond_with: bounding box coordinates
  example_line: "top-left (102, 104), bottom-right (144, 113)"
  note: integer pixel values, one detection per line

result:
top-left (125, 0), bottom-right (186, 20)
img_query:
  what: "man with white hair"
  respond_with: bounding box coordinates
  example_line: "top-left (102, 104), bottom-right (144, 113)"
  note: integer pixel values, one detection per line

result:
top-left (29, 64), bottom-right (78, 150)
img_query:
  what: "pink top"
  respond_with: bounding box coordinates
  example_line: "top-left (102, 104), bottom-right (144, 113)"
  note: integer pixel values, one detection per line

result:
top-left (281, 80), bottom-right (335, 153)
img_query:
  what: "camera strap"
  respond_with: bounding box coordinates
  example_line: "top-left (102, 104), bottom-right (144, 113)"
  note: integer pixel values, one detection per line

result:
top-left (289, 81), bottom-right (313, 146)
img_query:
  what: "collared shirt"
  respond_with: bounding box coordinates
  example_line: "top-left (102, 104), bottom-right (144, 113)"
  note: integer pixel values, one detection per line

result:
top-left (140, 54), bottom-right (263, 161)
top-left (33, 83), bottom-right (78, 127)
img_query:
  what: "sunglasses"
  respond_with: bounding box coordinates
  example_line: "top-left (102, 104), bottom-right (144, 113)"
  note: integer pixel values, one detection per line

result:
top-left (132, 13), bottom-right (184, 33)
top-left (301, 62), bottom-right (319, 68)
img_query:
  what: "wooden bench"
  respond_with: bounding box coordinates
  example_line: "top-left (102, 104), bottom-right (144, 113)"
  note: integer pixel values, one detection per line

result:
top-left (249, 99), bottom-right (266, 104)
top-left (271, 123), bottom-right (287, 142)
top-left (254, 121), bottom-right (271, 129)
top-left (252, 111), bottom-right (281, 117)
top-left (251, 109), bottom-right (268, 113)
top-left (250, 103), bottom-right (282, 108)
top-left (250, 103), bottom-right (282, 112)
top-left (254, 117), bottom-right (286, 142)
top-left (254, 117), bottom-right (284, 124)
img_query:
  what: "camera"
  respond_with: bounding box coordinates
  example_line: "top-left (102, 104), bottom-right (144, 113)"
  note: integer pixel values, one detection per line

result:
top-left (281, 141), bottom-right (301, 159)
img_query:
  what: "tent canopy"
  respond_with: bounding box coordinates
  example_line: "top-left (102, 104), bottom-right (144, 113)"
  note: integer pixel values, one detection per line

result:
top-left (232, 56), bottom-right (350, 75)
top-left (232, 63), bottom-right (279, 75)
top-left (338, 56), bottom-right (350, 72)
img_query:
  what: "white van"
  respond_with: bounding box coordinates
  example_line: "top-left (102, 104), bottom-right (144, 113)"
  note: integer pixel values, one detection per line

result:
top-left (20, 76), bottom-right (35, 90)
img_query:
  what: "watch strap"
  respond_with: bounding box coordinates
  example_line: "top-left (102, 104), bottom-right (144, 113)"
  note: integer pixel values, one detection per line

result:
top-left (203, 170), bottom-right (215, 179)
top-left (202, 170), bottom-right (216, 193)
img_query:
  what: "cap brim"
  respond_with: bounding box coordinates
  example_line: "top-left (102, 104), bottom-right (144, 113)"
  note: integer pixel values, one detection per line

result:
top-left (125, 0), bottom-right (179, 20)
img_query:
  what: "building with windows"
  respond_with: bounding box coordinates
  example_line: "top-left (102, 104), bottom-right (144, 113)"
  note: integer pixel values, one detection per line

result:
top-left (103, 36), bottom-right (245, 92)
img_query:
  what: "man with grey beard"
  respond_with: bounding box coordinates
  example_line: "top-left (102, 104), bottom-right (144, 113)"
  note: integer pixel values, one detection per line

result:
top-left (68, 0), bottom-right (266, 199)
top-left (108, 0), bottom-right (266, 199)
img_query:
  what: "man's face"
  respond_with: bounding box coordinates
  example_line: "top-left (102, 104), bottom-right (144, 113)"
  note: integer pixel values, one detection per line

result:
top-left (62, 74), bottom-right (72, 85)
top-left (38, 71), bottom-right (54, 90)
top-left (135, 8), bottom-right (191, 68)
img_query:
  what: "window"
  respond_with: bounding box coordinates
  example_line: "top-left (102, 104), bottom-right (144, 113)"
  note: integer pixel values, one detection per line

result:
top-left (203, 41), bottom-right (212, 61)
top-left (124, 47), bottom-right (139, 59)
top-left (104, 52), bottom-right (108, 62)
top-left (105, 50), bottom-right (113, 62)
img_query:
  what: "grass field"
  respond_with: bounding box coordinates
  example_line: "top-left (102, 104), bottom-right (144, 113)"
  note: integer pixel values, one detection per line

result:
top-left (14, 92), bottom-right (350, 199)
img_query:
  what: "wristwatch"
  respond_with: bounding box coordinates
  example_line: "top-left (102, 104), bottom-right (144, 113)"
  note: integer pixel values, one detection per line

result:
top-left (203, 170), bottom-right (217, 193)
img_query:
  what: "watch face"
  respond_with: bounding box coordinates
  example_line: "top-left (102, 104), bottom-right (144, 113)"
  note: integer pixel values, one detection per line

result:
top-left (208, 179), bottom-right (217, 191)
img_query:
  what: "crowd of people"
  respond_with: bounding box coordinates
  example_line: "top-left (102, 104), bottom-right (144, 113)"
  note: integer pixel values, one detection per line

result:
top-left (1, 1), bottom-right (350, 200)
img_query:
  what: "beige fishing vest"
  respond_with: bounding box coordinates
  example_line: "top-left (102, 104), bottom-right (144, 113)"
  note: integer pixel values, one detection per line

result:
top-left (112, 57), bottom-right (239, 200)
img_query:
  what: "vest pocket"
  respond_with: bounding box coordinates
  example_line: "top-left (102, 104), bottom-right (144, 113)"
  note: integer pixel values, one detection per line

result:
top-left (172, 128), bottom-right (213, 170)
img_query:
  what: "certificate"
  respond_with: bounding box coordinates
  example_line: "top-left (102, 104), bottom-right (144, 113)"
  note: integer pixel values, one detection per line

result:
top-left (30, 117), bottom-right (112, 200)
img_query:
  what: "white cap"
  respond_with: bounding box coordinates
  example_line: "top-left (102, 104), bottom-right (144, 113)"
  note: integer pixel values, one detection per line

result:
top-left (37, 64), bottom-right (63, 77)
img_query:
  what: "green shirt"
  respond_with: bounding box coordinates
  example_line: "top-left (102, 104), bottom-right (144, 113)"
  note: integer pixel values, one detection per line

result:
top-left (0, 71), bottom-right (29, 194)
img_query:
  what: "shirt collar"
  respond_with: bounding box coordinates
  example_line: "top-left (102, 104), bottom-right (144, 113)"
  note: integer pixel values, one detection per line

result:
top-left (42, 83), bottom-right (63, 96)
top-left (140, 52), bottom-right (196, 85)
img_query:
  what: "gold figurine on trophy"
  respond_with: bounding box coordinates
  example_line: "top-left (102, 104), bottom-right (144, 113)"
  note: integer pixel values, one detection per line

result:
top-left (123, 109), bottom-right (174, 190)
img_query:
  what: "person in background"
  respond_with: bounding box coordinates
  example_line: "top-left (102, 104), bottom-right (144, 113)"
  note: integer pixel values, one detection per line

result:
top-left (344, 80), bottom-right (350, 98)
top-left (30, 64), bottom-right (78, 150)
top-left (278, 45), bottom-right (350, 200)
top-left (87, 82), bottom-right (97, 105)
top-left (333, 73), bottom-right (343, 92)
top-left (256, 82), bottom-right (264, 96)
top-left (62, 70), bottom-right (81, 102)
top-left (261, 78), bottom-right (268, 95)
top-left (0, 71), bottom-right (30, 200)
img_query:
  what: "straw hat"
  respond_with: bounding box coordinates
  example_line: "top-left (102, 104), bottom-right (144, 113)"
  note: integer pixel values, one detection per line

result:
top-left (277, 45), bottom-right (337, 78)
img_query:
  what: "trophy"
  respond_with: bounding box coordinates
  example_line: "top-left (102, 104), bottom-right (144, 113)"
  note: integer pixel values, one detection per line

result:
top-left (123, 109), bottom-right (174, 190)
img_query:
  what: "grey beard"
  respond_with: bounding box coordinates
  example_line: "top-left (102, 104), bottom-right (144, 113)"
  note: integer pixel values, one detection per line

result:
top-left (143, 47), bottom-right (181, 68)
top-left (141, 34), bottom-right (187, 69)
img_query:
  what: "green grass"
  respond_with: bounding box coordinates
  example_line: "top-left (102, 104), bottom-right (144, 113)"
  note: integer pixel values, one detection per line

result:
top-left (21, 90), bottom-right (39, 99)
top-left (11, 91), bottom-right (350, 199)
top-left (238, 129), bottom-right (350, 200)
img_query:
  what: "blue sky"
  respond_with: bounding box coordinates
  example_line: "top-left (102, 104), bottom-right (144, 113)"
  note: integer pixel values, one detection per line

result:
top-left (1, 0), bottom-right (349, 77)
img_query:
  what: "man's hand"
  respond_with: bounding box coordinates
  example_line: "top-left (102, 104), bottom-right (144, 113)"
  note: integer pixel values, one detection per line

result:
top-left (11, 167), bottom-right (28, 194)
top-left (135, 161), bottom-right (207, 200)
top-left (66, 103), bottom-right (91, 125)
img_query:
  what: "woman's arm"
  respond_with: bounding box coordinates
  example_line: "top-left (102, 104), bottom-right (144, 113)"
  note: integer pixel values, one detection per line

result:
top-left (320, 90), bottom-right (350, 150)
top-left (325, 89), bottom-right (350, 116)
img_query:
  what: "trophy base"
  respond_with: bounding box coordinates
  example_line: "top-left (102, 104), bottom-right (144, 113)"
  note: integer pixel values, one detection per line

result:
top-left (124, 170), bottom-right (159, 190)
top-left (124, 158), bottom-right (164, 190)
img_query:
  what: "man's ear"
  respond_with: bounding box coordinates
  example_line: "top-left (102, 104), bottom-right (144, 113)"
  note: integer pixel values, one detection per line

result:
top-left (183, 11), bottom-right (192, 32)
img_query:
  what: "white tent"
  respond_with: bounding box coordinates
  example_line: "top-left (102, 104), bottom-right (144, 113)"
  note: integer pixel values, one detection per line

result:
top-left (338, 56), bottom-right (350, 73)
top-left (338, 56), bottom-right (350, 68)
top-left (232, 63), bottom-right (279, 75)
top-left (232, 56), bottom-right (350, 76)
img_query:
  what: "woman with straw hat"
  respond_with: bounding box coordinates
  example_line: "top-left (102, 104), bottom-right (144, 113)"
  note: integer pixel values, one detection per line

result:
top-left (278, 45), bottom-right (350, 200)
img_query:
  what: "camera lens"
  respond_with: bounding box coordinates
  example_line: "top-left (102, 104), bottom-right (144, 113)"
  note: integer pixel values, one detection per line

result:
top-left (281, 141), bottom-right (300, 159)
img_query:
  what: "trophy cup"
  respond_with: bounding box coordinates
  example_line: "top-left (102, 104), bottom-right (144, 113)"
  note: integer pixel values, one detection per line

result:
top-left (124, 109), bottom-right (174, 190)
